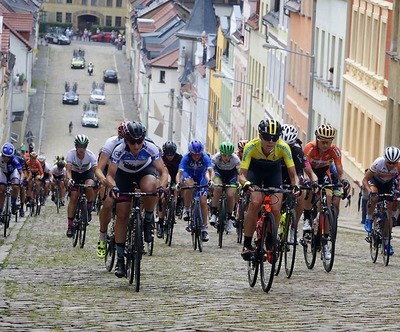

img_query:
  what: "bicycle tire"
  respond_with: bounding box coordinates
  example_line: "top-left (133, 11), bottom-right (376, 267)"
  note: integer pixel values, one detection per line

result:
top-left (105, 220), bottom-right (116, 272)
top-left (55, 186), bottom-right (60, 214)
top-left (236, 198), bottom-right (245, 244)
top-left (274, 218), bottom-right (284, 277)
top-left (218, 198), bottom-right (226, 248)
top-left (127, 218), bottom-right (135, 284)
top-left (369, 225), bottom-right (379, 263)
top-left (72, 217), bottom-right (79, 248)
top-left (247, 235), bottom-right (259, 287)
top-left (148, 238), bottom-right (154, 256)
top-left (322, 208), bottom-right (335, 272)
top-left (96, 192), bottom-right (102, 215)
top-left (191, 203), bottom-right (197, 251)
top-left (381, 210), bottom-right (391, 266)
top-left (35, 191), bottom-right (41, 216)
top-left (260, 212), bottom-right (277, 293)
top-left (284, 210), bottom-right (297, 278)
top-left (134, 212), bottom-right (143, 292)
top-left (3, 195), bottom-right (11, 237)
top-left (165, 198), bottom-right (175, 246)
top-left (303, 228), bottom-right (317, 270)
top-left (196, 201), bottom-right (203, 252)
top-left (79, 200), bottom-right (88, 249)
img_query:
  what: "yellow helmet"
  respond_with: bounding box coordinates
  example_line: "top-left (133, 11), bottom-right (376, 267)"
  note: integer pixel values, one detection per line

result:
top-left (315, 124), bottom-right (336, 140)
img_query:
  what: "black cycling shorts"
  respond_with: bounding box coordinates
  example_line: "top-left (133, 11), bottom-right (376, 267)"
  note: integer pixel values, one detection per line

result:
top-left (115, 163), bottom-right (157, 193)
top-left (71, 169), bottom-right (95, 184)
top-left (246, 159), bottom-right (282, 188)
top-left (369, 177), bottom-right (395, 194)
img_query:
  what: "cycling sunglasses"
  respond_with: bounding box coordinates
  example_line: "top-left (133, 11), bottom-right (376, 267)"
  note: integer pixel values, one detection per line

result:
top-left (76, 144), bottom-right (88, 149)
top-left (261, 133), bottom-right (279, 142)
top-left (127, 137), bottom-right (144, 145)
top-left (387, 161), bottom-right (397, 165)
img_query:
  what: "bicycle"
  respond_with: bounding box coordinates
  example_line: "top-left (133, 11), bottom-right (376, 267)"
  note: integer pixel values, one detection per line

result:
top-left (72, 184), bottom-right (97, 249)
top-left (366, 192), bottom-right (396, 266)
top-left (181, 184), bottom-right (208, 252)
top-left (163, 185), bottom-right (177, 247)
top-left (119, 183), bottom-right (158, 291)
top-left (53, 179), bottom-right (63, 214)
top-left (213, 183), bottom-right (238, 248)
top-left (301, 183), bottom-right (342, 272)
top-left (0, 182), bottom-right (19, 237)
top-left (236, 188), bottom-right (249, 244)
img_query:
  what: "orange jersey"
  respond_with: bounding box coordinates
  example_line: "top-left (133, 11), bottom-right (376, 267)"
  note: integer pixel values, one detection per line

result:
top-left (26, 159), bottom-right (43, 175)
top-left (304, 141), bottom-right (342, 169)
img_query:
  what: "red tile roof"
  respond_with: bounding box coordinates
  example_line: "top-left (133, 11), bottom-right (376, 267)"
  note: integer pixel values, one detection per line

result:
top-left (245, 14), bottom-right (259, 30)
top-left (1, 29), bottom-right (10, 52)
top-left (2, 12), bottom-right (33, 33)
top-left (149, 48), bottom-right (179, 68)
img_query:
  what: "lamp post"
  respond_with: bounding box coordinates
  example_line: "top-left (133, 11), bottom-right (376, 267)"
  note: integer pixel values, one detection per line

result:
top-left (182, 92), bottom-right (217, 153)
top-left (212, 73), bottom-right (253, 141)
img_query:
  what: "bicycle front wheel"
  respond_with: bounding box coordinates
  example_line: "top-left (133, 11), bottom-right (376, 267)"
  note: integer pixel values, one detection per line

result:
top-left (260, 212), bottom-right (277, 293)
top-left (322, 208), bottom-right (336, 272)
top-left (79, 201), bottom-right (88, 249)
top-left (284, 210), bottom-right (297, 278)
top-left (35, 193), bottom-right (41, 216)
top-left (236, 198), bottom-right (245, 244)
top-left (134, 213), bottom-right (143, 292)
top-left (381, 211), bottom-right (391, 266)
top-left (217, 198), bottom-right (226, 248)
top-left (247, 235), bottom-right (259, 287)
top-left (165, 198), bottom-right (175, 246)
top-left (105, 220), bottom-right (116, 272)
top-left (3, 196), bottom-right (11, 237)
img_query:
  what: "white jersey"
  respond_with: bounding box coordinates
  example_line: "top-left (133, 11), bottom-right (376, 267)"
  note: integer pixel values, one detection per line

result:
top-left (66, 149), bottom-right (97, 173)
top-left (100, 135), bottom-right (123, 156)
top-left (51, 165), bottom-right (66, 177)
top-left (42, 162), bottom-right (51, 173)
top-left (369, 157), bottom-right (400, 183)
top-left (110, 141), bottom-right (160, 173)
top-left (211, 152), bottom-right (241, 171)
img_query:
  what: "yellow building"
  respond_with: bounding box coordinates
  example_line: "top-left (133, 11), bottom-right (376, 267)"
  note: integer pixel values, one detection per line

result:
top-left (40, 0), bottom-right (127, 30)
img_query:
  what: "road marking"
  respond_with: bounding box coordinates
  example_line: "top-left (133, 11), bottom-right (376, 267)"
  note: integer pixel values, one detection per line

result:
top-left (38, 46), bottom-right (50, 153)
top-left (113, 51), bottom-right (126, 120)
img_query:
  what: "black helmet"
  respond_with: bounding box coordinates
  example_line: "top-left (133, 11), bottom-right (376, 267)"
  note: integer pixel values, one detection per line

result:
top-left (125, 121), bottom-right (146, 141)
top-left (57, 160), bottom-right (65, 169)
top-left (162, 141), bottom-right (177, 155)
top-left (258, 119), bottom-right (282, 136)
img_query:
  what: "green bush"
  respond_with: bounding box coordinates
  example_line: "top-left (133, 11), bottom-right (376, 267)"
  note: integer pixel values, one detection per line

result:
top-left (39, 22), bottom-right (71, 33)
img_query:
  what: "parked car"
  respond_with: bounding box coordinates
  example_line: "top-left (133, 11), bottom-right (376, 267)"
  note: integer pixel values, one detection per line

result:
top-left (71, 56), bottom-right (85, 69)
top-left (81, 111), bottom-right (99, 128)
top-left (46, 33), bottom-right (70, 45)
top-left (91, 32), bottom-right (114, 42)
top-left (90, 88), bottom-right (106, 105)
top-left (103, 69), bottom-right (118, 83)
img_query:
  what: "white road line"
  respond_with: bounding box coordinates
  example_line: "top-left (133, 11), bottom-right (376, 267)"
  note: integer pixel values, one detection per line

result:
top-left (38, 46), bottom-right (50, 153)
top-left (113, 51), bottom-right (126, 120)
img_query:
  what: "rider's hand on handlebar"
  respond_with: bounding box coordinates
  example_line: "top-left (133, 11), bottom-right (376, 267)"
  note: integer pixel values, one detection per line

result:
top-left (68, 179), bottom-right (75, 187)
top-left (110, 186), bottom-right (119, 199)
top-left (341, 178), bottom-right (350, 191)
top-left (243, 181), bottom-right (253, 192)
top-left (208, 180), bottom-right (214, 188)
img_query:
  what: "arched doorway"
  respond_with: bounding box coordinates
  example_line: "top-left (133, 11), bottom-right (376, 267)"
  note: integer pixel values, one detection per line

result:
top-left (77, 15), bottom-right (99, 31)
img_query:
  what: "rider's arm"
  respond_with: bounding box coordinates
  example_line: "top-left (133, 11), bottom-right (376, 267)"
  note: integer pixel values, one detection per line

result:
top-left (304, 164), bottom-right (318, 183)
top-left (94, 152), bottom-right (111, 186)
top-left (287, 165), bottom-right (300, 186)
top-left (106, 161), bottom-right (118, 188)
top-left (362, 170), bottom-right (373, 195)
top-left (66, 164), bottom-right (72, 181)
top-left (176, 169), bottom-right (183, 185)
top-left (238, 168), bottom-right (248, 186)
top-left (206, 167), bottom-right (215, 183)
top-left (154, 158), bottom-right (168, 188)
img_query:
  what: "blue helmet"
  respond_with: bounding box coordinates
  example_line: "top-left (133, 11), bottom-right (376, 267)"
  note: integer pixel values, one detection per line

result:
top-left (2, 143), bottom-right (15, 157)
top-left (188, 140), bottom-right (204, 154)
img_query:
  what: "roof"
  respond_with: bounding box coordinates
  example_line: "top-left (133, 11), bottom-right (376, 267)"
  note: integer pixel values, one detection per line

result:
top-left (245, 13), bottom-right (259, 30)
top-left (176, 0), bottom-right (217, 39)
top-left (1, 29), bottom-right (10, 52)
top-left (149, 48), bottom-right (179, 68)
top-left (3, 20), bottom-right (32, 50)
top-left (2, 12), bottom-right (33, 33)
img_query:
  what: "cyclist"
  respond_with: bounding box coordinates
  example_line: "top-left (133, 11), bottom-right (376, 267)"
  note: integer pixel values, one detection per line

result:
top-left (54, 155), bottom-right (66, 166)
top-left (0, 143), bottom-right (22, 216)
top-left (362, 146), bottom-right (400, 255)
top-left (239, 119), bottom-right (300, 261)
top-left (107, 121), bottom-right (168, 278)
top-left (93, 122), bottom-right (125, 258)
top-left (176, 140), bottom-right (215, 242)
top-left (26, 152), bottom-right (44, 207)
top-left (209, 142), bottom-right (241, 233)
top-left (38, 155), bottom-right (53, 203)
top-left (157, 140), bottom-right (182, 238)
top-left (280, 124), bottom-right (318, 234)
top-left (65, 134), bottom-right (98, 238)
top-left (303, 124), bottom-right (350, 259)
top-left (15, 150), bottom-right (30, 217)
top-left (236, 139), bottom-right (248, 161)
top-left (51, 160), bottom-right (67, 206)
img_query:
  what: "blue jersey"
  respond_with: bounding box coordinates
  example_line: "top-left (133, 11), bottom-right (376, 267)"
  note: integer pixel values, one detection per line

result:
top-left (179, 152), bottom-right (212, 177)
top-left (0, 155), bottom-right (22, 174)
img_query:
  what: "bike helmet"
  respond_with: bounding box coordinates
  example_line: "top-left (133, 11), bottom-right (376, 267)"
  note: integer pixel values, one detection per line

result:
top-left (384, 146), bottom-right (400, 163)
top-left (118, 121), bottom-right (129, 139)
top-left (30, 151), bottom-right (38, 159)
top-left (258, 119), bottom-right (282, 136)
top-left (188, 140), bottom-right (204, 154)
top-left (38, 155), bottom-right (46, 163)
top-left (162, 141), bottom-right (177, 155)
top-left (74, 134), bottom-right (89, 146)
top-left (219, 142), bottom-right (234, 155)
top-left (315, 124), bottom-right (336, 140)
top-left (237, 139), bottom-right (248, 152)
top-left (280, 124), bottom-right (298, 145)
top-left (124, 121), bottom-right (146, 141)
top-left (2, 143), bottom-right (15, 157)
top-left (57, 160), bottom-right (65, 169)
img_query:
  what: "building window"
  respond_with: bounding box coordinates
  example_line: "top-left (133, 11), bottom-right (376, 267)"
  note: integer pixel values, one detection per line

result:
top-left (66, 0), bottom-right (72, 3)
top-left (56, 12), bottom-right (62, 22)
top-left (107, 0), bottom-right (113, 6)
top-left (42, 11), bottom-right (48, 21)
top-left (159, 71), bottom-right (165, 83)
top-left (116, 0), bottom-right (122, 7)
top-left (66, 13), bottom-right (72, 22)
top-left (82, 0), bottom-right (88, 5)
top-left (91, 0), bottom-right (97, 5)
top-left (106, 16), bottom-right (112, 26)
top-left (57, 0), bottom-right (63, 3)
top-left (115, 16), bottom-right (122, 27)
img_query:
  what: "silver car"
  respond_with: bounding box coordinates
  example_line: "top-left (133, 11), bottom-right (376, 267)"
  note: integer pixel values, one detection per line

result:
top-left (89, 88), bottom-right (106, 105)
top-left (81, 111), bottom-right (99, 127)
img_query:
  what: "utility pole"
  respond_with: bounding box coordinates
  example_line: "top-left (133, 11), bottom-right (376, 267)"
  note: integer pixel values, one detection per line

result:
top-left (168, 88), bottom-right (174, 141)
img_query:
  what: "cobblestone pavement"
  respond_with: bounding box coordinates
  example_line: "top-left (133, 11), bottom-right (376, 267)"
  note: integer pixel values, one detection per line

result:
top-left (2, 41), bottom-right (400, 331)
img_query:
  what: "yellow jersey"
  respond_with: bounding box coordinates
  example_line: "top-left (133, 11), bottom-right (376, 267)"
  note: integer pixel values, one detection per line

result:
top-left (241, 138), bottom-right (294, 170)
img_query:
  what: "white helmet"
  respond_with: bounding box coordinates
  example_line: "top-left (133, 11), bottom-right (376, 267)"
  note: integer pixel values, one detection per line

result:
top-left (38, 155), bottom-right (46, 163)
top-left (384, 146), bottom-right (400, 163)
top-left (280, 124), bottom-right (298, 145)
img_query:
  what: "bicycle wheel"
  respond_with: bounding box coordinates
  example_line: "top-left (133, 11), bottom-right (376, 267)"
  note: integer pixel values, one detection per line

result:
top-left (35, 191), bottom-right (41, 216)
top-left (134, 213), bottom-right (143, 292)
top-left (29, 190), bottom-right (35, 216)
top-left (72, 216), bottom-right (79, 248)
top-left (126, 220), bottom-right (135, 284)
top-left (322, 208), bottom-right (335, 272)
top-left (96, 192), bottom-right (102, 215)
top-left (284, 210), bottom-right (297, 278)
top-left (78, 201), bottom-right (88, 249)
top-left (381, 210), bottom-right (391, 266)
top-left (3, 195), bottom-right (11, 237)
top-left (195, 201), bottom-right (203, 252)
top-left (55, 186), bottom-right (60, 214)
top-left (217, 198), bottom-right (226, 248)
top-left (191, 203), bottom-right (197, 251)
top-left (247, 234), bottom-right (259, 287)
top-left (274, 219), bottom-right (284, 277)
top-left (260, 212), bottom-right (277, 292)
top-left (302, 228), bottom-right (317, 270)
top-left (165, 198), bottom-right (175, 246)
top-left (105, 220), bottom-right (116, 272)
top-left (236, 198), bottom-right (244, 244)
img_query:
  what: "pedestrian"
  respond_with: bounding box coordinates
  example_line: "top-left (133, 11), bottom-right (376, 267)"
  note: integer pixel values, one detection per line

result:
top-left (20, 143), bottom-right (25, 155)
top-left (88, 31), bottom-right (92, 42)
top-left (14, 74), bottom-right (19, 88)
top-left (69, 121), bottom-right (73, 135)
top-left (96, 27), bottom-right (100, 35)
top-left (354, 169), bottom-right (369, 225)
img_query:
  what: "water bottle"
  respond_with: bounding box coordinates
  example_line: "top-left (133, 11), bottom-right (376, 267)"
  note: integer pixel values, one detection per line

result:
top-left (313, 217), bottom-right (318, 235)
